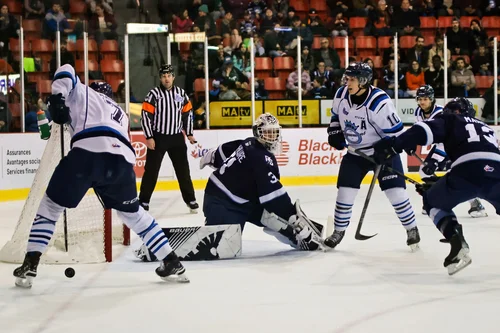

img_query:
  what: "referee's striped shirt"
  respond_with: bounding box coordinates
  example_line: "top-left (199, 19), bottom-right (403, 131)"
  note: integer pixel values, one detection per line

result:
top-left (141, 85), bottom-right (194, 139)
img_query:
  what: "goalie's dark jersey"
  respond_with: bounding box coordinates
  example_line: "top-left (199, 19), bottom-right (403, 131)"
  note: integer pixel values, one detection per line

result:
top-left (205, 137), bottom-right (295, 220)
top-left (397, 113), bottom-right (500, 168)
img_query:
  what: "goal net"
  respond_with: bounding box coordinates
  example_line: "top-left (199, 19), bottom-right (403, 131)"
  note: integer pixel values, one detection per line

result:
top-left (0, 125), bottom-right (130, 264)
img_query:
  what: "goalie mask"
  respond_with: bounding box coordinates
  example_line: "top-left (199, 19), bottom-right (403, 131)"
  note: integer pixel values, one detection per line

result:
top-left (252, 113), bottom-right (282, 154)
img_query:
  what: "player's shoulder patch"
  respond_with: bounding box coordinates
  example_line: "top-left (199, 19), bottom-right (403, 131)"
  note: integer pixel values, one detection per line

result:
top-left (335, 86), bottom-right (346, 99)
top-left (366, 88), bottom-right (390, 112)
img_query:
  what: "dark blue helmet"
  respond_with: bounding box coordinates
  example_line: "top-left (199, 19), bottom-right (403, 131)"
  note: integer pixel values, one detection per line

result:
top-left (416, 84), bottom-right (434, 102)
top-left (342, 62), bottom-right (373, 88)
top-left (443, 97), bottom-right (476, 117)
top-left (159, 64), bottom-right (174, 76)
top-left (90, 81), bottom-right (113, 98)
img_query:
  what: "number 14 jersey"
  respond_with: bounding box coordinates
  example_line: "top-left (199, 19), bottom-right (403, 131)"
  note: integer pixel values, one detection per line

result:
top-left (330, 85), bottom-right (404, 155)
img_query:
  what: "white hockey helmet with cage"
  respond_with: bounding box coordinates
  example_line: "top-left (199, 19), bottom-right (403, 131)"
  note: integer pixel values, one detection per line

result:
top-left (252, 113), bottom-right (282, 154)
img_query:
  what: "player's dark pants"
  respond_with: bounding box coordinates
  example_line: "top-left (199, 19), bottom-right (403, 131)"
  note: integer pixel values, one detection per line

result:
top-left (337, 153), bottom-right (406, 190)
top-left (139, 132), bottom-right (196, 205)
top-left (46, 148), bottom-right (139, 212)
top-left (203, 191), bottom-right (263, 231)
top-left (424, 160), bottom-right (500, 216)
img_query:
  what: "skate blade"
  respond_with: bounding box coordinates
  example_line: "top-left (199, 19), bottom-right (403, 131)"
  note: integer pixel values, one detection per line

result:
top-left (409, 243), bottom-right (420, 252)
top-left (469, 210), bottom-right (488, 218)
top-left (15, 276), bottom-right (33, 289)
top-left (189, 209), bottom-right (198, 214)
top-left (421, 210), bottom-right (427, 215)
top-left (447, 249), bottom-right (472, 276)
top-left (160, 273), bottom-right (190, 283)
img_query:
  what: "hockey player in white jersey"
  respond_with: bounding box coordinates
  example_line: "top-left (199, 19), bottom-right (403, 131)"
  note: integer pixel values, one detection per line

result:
top-left (13, 64), bottom-right (189, 288)
top-left (324, 62), bottom-right (420, 250)
top-left (415, 85), bottom-right (487, 218)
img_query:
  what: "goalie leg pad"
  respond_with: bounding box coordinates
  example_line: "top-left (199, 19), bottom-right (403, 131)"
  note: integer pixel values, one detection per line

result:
top-left (117, 208), bottom-right (173, 261)
top-left (135, 225), bottom-right (242, 261)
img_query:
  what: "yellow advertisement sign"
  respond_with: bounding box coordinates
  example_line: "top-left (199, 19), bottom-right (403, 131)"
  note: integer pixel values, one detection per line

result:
top-left (209, 101), bottom-right (263, 127)
top-left (264, 100), bottom-right (320, 125)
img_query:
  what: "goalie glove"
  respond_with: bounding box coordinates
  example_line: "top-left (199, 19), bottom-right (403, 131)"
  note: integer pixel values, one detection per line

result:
top-left (47, 93), bottom-right (71, 125)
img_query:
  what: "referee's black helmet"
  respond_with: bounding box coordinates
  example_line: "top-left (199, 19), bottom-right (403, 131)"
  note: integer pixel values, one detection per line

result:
top-left (159, 64), bottom-right (174, 76)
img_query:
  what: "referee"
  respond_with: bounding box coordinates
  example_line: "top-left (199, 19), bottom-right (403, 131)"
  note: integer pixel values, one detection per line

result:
top-left (139, 64), bottom-right (199, 213)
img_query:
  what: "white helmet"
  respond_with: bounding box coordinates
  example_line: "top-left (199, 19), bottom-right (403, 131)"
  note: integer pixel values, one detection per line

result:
top-left (252, 113), bottom-right (282, 154)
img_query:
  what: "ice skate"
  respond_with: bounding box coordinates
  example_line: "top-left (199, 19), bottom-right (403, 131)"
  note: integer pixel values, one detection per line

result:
top-left (444, 225), bottom-right (472, 275)
top-left (468, 199), bottom-right (487, 218)
top-left (421, 206), bottom-right (427, 215)
top-left (324, 230), bottom-right (345, 249)
top-left (156, 252), bottom-right (190, 283)
top-left (13, 252), bottom-right (41, 288)
top-left (187, 201), bottom-right (199, 214)
top-left (406, 226), bottom-right (420, 252)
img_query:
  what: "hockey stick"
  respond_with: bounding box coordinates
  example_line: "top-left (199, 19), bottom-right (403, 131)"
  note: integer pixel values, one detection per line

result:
top-left (60, 125), bottom-right (69, 252)
top-left (354, 164), bottom-right (381, 241)
top-left (347, 146), bottom-right (422, 186)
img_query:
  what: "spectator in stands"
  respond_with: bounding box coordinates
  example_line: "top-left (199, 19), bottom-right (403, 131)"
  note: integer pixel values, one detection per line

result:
top-left (406, 36), bottom-right (429, 70)
top-left (383, 59), bottom-right (409, 98)
top-left (424, 55), bottom-right (446, 97)
top-left (89, 4), bottom-right (118, 44)
top-left (214, 56), bottom-right (249, 86)
top-left (220, 12), bottom-right (236, 38)
top-left (330, 12), bottom-right (349, 38)
top-left (209, 45), bottom-right (227, 75)
top-left (472, 44), bottom-right (492, 76)
top-left (313, 38), bottom-right (340, 73)
top-left (272, 0), bottom-right (288, 22)
top-left (218, 79), bottom-right (240, 100)
top-left (428, 36), bottom-right (451, 71)
top-left (173, 9), bottom-right (193, 33)
top-left (437, 0), bottom-right (459, 17)
top-left (211, 0), bottom-right (225, 20)
top-left (306, 8), bottom-right (328, 36)
top-left (383, 37), bottom-right (406, 67)
top-left (230, 29), bottom-right (243, 51)
top-left (25, 0), bottom-right (45, 19)
top-left (283, 16), bottom-right (313, 52)
top-left (248, 0), bottom-right (267, 20)
top-left (286, 63), bottom-right (312, 99)
top-left (451, 57), bottom-right (478, 97)
top-left (307, 77), bottom-right (332, 99)
top-left (43, 2), bottom-right (70, 40)
top-left (187, 0), bottom-right (201, 20)
top-left (239, 10), bottom-right (257, 38)
top-left (351, 0), bottom-right (376, 17)
top-left (310, 61), bottom-right (335, 90)
top-left (447, 18), bottom-right (469, 56)
top-left (483, 0), bottom-right (499, 16)
top-left (457, 1), bottom-right (481, 17)
top-left (406, 60), bottom-right (425, 97)
top-left (418, 0), bottom-right (437, 16)
top-left (330, 0), bottom-right (351, 16)
top-left (391, 0), bottom-right (421, 37)
top-left (86, 0), bottom-right (113, 14)
top-left (185, 41), bottom-right (205, 95)
top-left (263, 24), bottom-right (286, 58)
top-left (468, 20), bottom-right (489, 56)
top-left (260, 8), bottom-right (277, 33)
top-left (115, 82), bottom-right (138, 103)
top-left (481, 80), bottom-right (500, 122)
top-left (364, 58), bottom-right (379, 87)
top-left (225, 0), bottom-right (250, 20)
top-left (232, 44), bottom-right (251, 78)
top-left (0, 4), bottom-right (19, 58)
top-left (195, 4), bottom-right (215, 36)
top-left (49, 40), bottom-right (75, 79)
top-left (282, 6), bottom-right (296, 27)
top-left (301, 46), bottom-right (315, 71)
top-left (365, 0), bottom-right (392, 37)
top-left (255, 79), bottom-right (269, 100)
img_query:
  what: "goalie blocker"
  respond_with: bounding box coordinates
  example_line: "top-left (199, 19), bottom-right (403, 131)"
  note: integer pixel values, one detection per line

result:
top-left (135, 225), bottom-right (242, 261)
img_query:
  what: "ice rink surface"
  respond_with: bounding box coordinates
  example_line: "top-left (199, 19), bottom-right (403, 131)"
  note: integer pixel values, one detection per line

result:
top-left (1, 185), bottom-right (500, 333)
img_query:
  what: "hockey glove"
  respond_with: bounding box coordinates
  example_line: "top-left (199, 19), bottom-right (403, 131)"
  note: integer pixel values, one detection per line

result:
top-left (47, 93), bottom-right (71, 125)
top-left (421, 158), bottom-right (439, 177)
top-left (327, 128), bottom-right (346, 150)
top-left (415, 175), bottom-right (440, 196)
top-left (373, 137), bottom-right (399, 164)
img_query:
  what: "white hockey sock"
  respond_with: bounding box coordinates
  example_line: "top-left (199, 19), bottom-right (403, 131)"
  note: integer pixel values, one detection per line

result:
top-left (384, 188), bottom-right (417, 230)
top-left (334, 187), bottom-right (358, 231)
top-left (27, 194), bottom-right (64, 253)
top-left (117, 208), bottom-right (173, 260)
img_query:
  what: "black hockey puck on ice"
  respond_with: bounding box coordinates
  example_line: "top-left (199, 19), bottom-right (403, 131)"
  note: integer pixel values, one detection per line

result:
top-left (65, 267), bottom-right (75, 278)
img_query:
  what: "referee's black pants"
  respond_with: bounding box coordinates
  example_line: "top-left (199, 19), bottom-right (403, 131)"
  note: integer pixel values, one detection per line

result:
top-left (139, 132), bottom-right (196, 205)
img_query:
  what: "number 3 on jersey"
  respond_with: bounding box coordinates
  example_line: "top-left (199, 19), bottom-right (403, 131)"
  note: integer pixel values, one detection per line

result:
top-left (465, 124), bottom-right (498, 147)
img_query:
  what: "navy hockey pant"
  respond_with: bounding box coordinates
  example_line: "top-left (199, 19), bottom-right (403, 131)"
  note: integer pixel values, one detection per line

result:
top-left (46, 148), bottom-right (140, 213)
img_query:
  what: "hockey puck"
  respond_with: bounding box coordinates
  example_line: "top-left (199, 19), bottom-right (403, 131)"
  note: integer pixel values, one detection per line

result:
top-left (65, 267), bottom-right (75, 278)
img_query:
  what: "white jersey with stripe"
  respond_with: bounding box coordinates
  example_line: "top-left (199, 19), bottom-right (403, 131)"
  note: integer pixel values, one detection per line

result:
top-left (415, 104), bottom-right (443, 122)
top-left (331, 85), bottom-right (404, 156)
top-left (52, 64), bottom-right (135, 164)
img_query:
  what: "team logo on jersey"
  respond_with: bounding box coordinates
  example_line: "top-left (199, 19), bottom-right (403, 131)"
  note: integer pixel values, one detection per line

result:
top-left (344, 120), bottom-right (362, 144)
top-left (174, 93), bottom-right (184, 103)
top-left (342, 107), bottom-right (349, 115)
top-left (265, 155), bottom-right (274, 166)
top-left (484, 165), bottom-right (495, 172)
